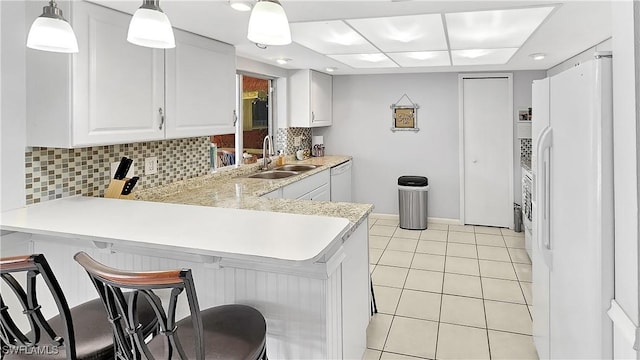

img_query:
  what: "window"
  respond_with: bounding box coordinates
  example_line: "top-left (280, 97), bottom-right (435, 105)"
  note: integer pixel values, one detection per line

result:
top-left (211, 74), bottom-right (274, 169)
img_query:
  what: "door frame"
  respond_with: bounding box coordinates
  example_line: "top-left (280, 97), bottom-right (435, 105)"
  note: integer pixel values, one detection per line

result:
top-left (458, 73), bottom-right (514, 227)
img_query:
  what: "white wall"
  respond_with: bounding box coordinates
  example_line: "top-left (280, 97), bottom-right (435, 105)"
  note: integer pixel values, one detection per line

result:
top-left (611, 1), bottom-right (640, 358)
top-left (315, 71), bottom-right (544, 219)
top-left (1, 0), bottom-right (26, 212)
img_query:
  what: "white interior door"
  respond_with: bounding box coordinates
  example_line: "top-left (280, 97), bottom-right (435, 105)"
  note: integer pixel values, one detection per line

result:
top-left (461, 76), bottom-right (513, 227)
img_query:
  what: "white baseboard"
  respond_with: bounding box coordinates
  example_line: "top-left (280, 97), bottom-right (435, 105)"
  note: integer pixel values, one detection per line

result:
top-left (369, 213), bottom-right (399, 221)
top-left (370, 213), bottom-right (461, 225)
top-left (428, 217), bottom-right (462, 225)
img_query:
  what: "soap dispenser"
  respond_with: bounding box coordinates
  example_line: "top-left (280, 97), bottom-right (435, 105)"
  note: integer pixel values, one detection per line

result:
top-left (277, 150), bottom-right (285, 166)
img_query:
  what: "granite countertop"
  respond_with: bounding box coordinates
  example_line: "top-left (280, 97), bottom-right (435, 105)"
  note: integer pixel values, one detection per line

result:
top-left (135, 155), bottom-right (374, 238)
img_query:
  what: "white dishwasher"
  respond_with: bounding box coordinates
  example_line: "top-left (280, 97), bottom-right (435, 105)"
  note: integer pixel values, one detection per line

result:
top-left (330, 160), bottom-right (352, 202)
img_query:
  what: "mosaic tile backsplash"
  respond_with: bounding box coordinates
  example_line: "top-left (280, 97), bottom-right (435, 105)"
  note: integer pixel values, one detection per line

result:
top-left (520, 138), bottom-right (532, 162)
top-left (276, 127), bottom-right (313, 155)
top-left (25, 137), bottom-right (210, 204)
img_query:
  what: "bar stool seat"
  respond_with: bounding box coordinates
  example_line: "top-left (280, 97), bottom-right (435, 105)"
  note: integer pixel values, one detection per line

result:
top-left (147, 305), bottom-right (266, 360)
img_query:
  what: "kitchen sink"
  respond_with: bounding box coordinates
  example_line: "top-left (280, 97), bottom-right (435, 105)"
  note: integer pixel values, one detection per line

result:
top-left (247, 170), bottom-right (298, 179)
top-left (273, 164), bottom-right (318, 172)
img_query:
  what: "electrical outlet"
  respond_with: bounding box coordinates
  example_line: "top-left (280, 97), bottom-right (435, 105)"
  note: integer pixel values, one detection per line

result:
top-left (110, 161), bottom-right (134, 178)
top-left (145, 157), bottom-right (158, 175)
top-left (294, 136), bottom-right (302, 146)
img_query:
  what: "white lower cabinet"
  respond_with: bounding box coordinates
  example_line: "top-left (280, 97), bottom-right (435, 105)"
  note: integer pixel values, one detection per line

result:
top-left (282, 169), bottom-right (330, 200)
top-left (26, 1), bottom-right (235, 148)
top-left (260, 170), bottom-right (330, 201)
top-left (307, 183), bottom-right (330, 201)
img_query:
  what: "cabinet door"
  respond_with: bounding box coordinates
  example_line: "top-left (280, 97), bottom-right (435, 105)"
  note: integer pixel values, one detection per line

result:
top-left (72, 2), bottom-right (165, 146)
top-left (310, 71), bottom-right (332, 127)
top-left (309, 183), bottom-right (330, 201)
top-left (282, 169), bottom-right (330, 199)
top-left (165, 29), bottom-right (236, 139)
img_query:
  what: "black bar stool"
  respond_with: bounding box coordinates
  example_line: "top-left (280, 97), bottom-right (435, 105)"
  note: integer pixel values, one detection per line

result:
top-left (74, 251), bottom-right (268, 360)
top-left (0, 254), bottom-right (158, 359)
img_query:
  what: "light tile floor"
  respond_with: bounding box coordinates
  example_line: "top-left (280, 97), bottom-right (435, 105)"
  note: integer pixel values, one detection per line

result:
top-left (365, 219), bottom-right (538, 360)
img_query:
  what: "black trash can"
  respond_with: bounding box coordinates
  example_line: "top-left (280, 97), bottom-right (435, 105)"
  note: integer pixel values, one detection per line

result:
top-left (398, 176), bottom-right (429, 230)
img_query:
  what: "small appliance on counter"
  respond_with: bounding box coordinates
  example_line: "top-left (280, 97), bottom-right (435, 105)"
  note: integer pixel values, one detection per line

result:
top-left (312, 136), bottom-right (325, 157)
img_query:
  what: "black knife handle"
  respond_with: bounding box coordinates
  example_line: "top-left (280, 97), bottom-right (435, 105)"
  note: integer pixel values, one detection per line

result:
top-left (114, 157), bottom-right (129, 180)
top-left (121, 176), bottom-right (139, 195)
top-left (121, 158), bottom-right (133, 179)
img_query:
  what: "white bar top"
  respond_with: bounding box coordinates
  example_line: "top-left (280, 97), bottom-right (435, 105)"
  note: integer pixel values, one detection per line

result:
top-left (0, 196), bottom-right (350, 265)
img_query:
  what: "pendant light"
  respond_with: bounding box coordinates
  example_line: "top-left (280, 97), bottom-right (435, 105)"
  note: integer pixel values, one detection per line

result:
top-left (247, 0), bottom-right (291, 46)
top-left (127, 0), bottom-right (175, 49)
top-left (27, 0), bottom-right (79, 53)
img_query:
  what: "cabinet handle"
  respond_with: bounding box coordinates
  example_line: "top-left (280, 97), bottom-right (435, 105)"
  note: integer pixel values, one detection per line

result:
top-left (233, 110), bottom-right (237, 126)
top-left (158, 107), bottom-right (165, 130)
top-left (312, 111), bottom-right (315, 121)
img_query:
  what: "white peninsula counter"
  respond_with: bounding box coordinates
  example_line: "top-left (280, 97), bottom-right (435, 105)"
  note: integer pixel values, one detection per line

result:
top-left (1, 196), bottom-right (372, 359)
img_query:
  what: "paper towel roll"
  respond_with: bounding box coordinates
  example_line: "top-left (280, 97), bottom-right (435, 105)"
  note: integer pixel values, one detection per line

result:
top-left (312, 136), bottom-right (324, 146)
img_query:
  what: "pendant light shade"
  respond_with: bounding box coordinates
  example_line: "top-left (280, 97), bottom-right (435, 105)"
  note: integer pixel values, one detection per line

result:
top-left (247, 0), bottom-right (291, 46)
top-left (127, 0), bottom-right (175, 49)
top-left (27, 0), bottom-right (78, 53)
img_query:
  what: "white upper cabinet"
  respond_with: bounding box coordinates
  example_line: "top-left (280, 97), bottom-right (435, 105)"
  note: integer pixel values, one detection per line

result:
top-left (165, 29), bottom-right (236, 139)
top-left (288, 70), bottom-right (333, 127)
top-left (26, 1), bottom-right (236, 148)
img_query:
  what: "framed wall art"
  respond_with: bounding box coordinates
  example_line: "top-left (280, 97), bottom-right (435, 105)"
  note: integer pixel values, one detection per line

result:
top-left (391, 94), bottom-right (419, 132)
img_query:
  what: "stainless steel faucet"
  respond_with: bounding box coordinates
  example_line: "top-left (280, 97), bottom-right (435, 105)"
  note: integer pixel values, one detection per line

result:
top-left (262, 135), bottom-right (273, 170)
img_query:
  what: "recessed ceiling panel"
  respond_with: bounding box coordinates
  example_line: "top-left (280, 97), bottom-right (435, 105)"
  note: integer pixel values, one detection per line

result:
top-left (388, 51), bottom-right (450, 67)
top-left (346, 14), bottom-right (447, 52)
top-left (328, 53), bottom-right (398, 68)
top-left (451, 48), bottom-right (518, 65)
top-left (446, 7), bottom-right (554, 49)
top-left (290, 21), bottom-right (377, 55)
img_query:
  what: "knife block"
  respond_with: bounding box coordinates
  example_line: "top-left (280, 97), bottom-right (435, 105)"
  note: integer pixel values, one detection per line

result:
top-left (104, 179), bottom-right (135, 200)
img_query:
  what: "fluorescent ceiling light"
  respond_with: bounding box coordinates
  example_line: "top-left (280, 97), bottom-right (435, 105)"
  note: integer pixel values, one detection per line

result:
top-left (128, 0), bottom-right (175, 49)
top-left (290, 21), bottom-right (377, 55)
top-left (247, 0), bottom-right (291, 46)
top-left (446, 7), bottom-right (553, 49)
top-left (388, 51), bottom-right (450, 67)
top-left (229, 0), bottom-right (252, 12)
top-left (451, 48), bottom-right (518, 65)
top-left (328, 53), bottom-right (398, 68)
top-left (27, 0), bottom-right (79, 53)
top-left (346, 14), bottom-right (447, 52)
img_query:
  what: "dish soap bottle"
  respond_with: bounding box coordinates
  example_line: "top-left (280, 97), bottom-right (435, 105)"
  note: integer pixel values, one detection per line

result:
top-left (277, 151), bottom-right (285, 166)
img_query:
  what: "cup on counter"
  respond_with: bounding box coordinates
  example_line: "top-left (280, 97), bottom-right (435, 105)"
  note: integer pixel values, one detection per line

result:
top-left (296, 149), bottom-right (305, 160)
top-left (312, 144), bottom-right (325, 157)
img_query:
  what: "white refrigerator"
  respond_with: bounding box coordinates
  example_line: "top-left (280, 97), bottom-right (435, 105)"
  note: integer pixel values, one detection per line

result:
top-left (531, 55), bottom-right (614, 359)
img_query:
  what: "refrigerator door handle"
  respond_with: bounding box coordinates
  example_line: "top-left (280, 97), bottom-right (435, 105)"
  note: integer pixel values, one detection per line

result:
top-left (536, 127), bottom-right (553, 269)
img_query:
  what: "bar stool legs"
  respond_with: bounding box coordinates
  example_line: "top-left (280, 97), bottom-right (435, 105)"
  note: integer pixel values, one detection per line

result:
top-left (370, 277), bottom-right (378, 315)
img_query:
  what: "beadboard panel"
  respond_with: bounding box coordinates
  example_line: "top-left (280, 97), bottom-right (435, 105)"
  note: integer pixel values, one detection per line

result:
top-left (326, 264), bottom-right (343, 359)
top-left (28, 235), bottom-right (346, 359)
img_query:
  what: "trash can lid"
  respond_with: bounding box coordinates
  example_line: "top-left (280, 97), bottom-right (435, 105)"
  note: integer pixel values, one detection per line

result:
top-left (398, 176), bottom-right (428, 187)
